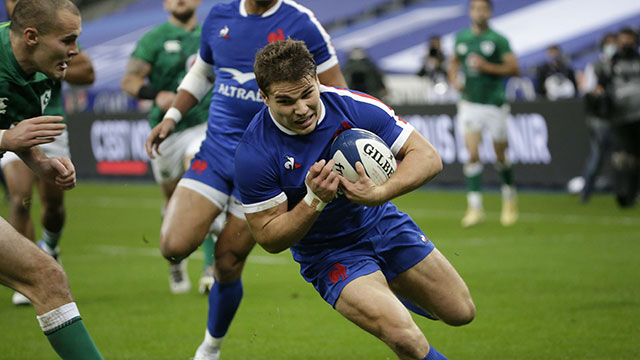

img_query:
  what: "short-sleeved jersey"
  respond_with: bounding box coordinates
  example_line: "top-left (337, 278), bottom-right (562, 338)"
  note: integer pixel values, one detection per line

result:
top-left (199, 0), bottom-right (338, 151)
top-left (235, 85), bottom-right (414, 254)
top-left (131, 21), bottom-right (210, 131)
top-left (454, 28), bottom-right (512, 106)
top-left (0, 23), bottom-right (56, 129)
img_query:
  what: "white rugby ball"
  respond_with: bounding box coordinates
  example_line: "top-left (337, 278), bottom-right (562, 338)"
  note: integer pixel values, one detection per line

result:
top-left (330, 128), bottom-right (397, 185)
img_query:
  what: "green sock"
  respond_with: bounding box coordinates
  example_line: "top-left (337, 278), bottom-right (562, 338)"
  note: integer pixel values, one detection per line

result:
top-left (42, 228), bottom-right (62, 249)
top-left (202, 233), bottom-right (216, 272)
top-left (38, 303), bottom-right (103, 360)
top-left (463, 162), bottom-right (483, 192)
top-left (496, 163), bottom-right (515, 186)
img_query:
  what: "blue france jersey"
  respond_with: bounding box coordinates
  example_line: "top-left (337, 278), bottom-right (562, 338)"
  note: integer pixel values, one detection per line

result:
top-left (235, 86), bottom-right (415, 251)
top-left (200, 0), bottom-right (338, 150)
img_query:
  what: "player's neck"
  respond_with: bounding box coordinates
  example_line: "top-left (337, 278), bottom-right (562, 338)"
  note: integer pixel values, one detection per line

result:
top-left (168, 15), bottom-right (197, 31)
top-left (471, 22), bottom-right (489, 35)
top-left (245, 0), bottom-right (277, 15)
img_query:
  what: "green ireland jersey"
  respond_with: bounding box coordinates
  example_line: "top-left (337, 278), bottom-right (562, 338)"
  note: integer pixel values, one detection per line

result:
top-left (0, 23), bottom-right (57, 129)
top-left (131, 22), bottom-right (210, 132)
top-left (454, 28), bottom-right (512, 106)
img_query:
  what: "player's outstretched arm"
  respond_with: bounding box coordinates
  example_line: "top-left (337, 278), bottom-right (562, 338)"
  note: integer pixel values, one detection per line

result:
top-left (340, 130), bottom-right (442, 206)
top-left (246, 159), bottom-right (339, 254)
top-left (0, 116), bottom-right (65, 152)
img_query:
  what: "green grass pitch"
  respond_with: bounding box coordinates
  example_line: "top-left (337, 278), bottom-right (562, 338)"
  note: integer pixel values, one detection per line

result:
top-left (0, 182), bottom-right (638, 359)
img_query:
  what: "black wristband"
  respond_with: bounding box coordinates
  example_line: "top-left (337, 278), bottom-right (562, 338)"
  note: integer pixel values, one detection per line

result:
top-left (138, 84), bottom-right (159, 100)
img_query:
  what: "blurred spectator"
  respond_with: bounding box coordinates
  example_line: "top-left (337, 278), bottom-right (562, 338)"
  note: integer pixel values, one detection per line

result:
top-left (536, 44), bottom-right (577, 100)
top-left (579, 33), bottom-right (617, 203)
top-left (342, 47), bottom-right (387, 99)
top-left (597, 27), bottom-right (640, 207)
top-left (417, 35), bottom-right (447, 83)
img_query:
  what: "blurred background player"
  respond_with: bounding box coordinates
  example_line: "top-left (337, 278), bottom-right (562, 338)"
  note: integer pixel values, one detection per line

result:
top-left (598, 27), bottom-right (640, 208)
top-left (578, 33), bottom-right (617, 203)
top-left (236, 38), bottom-right (475, 360)
top-left (145, 0), bottom-right (346, 358)
top-left (535, 44), bottom-right (577, 100)
top-left (121, 0), bottom-right (223, 295)
top-left (342, 47), bottom-right (386, 100)
top-left (448, 0), bottom-right (520, 227)
top-left (0, 0), bottom-right (102, 357)
top-left (3, 0), bottom-right (95, 306)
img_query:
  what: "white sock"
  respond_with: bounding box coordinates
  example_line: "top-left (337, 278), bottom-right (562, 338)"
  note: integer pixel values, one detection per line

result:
top-left (36, 302), bottom-right (80, 333)
top-left (467, 192), bottom-right (483, 210)
top-left (501, 185), bottom-right (517, 200)
top-left (203, 329), bottom-right (224, 350)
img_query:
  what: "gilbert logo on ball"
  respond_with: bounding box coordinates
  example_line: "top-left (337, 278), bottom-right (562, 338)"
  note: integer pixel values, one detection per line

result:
top-left (330, 128), bottom-right (397, 185)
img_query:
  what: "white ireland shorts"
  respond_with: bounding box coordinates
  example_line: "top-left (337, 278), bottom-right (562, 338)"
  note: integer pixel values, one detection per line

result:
top-left (457, 100), bottom-right (510, 142)
top-left (150, 122), bottom-right (207, 184)
top-left (1, 129), bottom-right (70, 168)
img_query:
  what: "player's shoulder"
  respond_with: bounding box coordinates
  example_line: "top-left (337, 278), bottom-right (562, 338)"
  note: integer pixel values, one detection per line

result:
top-left (279, 0), bottom-right (315, 17)
top-left (455, 28), bottom-right (474, 41)
top-left (487, 28), bottom-right (510, 43)
top-left (321, 86), bottom-right (388, 111)
top-left (207, 0), bottom-right (239, 19)
top-left (139, 22), bottom-right (172, 41)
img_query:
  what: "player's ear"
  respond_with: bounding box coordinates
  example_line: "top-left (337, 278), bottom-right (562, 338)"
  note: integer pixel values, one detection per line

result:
top-left (259, 89), bottom-right (269, 105)
top-left (24, 27), bottom-right (39, 46)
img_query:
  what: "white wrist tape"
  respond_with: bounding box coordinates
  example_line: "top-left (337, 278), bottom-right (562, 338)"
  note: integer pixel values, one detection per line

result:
top-left (0, 129), bottom-right (5, 150)
top-left (303, 183), bottom-right (327, 212)
top-left (164, 107), bottom-right (183, 124)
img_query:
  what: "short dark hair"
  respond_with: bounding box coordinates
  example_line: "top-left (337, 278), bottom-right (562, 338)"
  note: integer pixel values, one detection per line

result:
top-left (619, 27), bottom-right (639, 44)
top-left (10, 0), bottom-right (80, 35)
top-left (470, 0), bottom-right (493, 9)
top-left (599, 33), bottom-right (617, 49)
top-left (254, 39), bottom-right (317, 95)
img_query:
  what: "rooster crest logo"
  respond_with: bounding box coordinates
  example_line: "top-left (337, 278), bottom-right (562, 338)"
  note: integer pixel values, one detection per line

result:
top-left (284, 155), bottom-right (302, 171)
top-left (219, 25), bottom-right (230, 39)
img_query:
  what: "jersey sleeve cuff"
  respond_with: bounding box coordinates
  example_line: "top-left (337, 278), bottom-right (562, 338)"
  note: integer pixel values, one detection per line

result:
top-left (242, 192), bottom-right (287, 214)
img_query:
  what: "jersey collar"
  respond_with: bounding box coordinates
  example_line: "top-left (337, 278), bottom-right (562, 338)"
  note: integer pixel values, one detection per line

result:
top-left (268, 97), bottom-right (326, 136)
top-left (239, 0), bottom-right (283, 18)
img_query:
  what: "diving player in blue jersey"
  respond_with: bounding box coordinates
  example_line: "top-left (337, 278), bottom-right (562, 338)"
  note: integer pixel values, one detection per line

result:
top-left (235, 39), bottom-right (475, 360)
top-left (144, 1), bottom-right (346, 359)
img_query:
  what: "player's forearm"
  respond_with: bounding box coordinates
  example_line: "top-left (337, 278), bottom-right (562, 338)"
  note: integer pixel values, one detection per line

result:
top-left (166, 90), bottom-right (199, 119)
top-left (380, 134), bottom-right (442, 202)
top-left (16, 146), bottom-right (48, 177)
top-left (249, 206), bottom-right (320, 254)
top-left (481, 56), bottom-right (520, 77)
top-left (447, 58), bottom-right (460, 86)
top-left (120, 75), bottom-right (146, 98)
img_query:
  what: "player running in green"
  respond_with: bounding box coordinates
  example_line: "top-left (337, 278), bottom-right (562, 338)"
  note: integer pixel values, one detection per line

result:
top-left (448, 0), bottom-right (520, 227)
top-left (121, 0), bottom-right (223, 294)
top-left (0, 0), bottom-right (103, 358)
top-left (3, 0), bottom-right (95, 306)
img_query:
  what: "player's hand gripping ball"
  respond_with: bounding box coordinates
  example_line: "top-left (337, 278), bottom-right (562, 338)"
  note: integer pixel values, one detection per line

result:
top-left (329, 128), bottom-right (397, 185)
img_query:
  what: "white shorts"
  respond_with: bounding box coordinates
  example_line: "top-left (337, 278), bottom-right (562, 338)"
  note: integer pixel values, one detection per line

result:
top-left (150, 122), bottom-right (207, 183)
top-left (177, 178), bottom-right (245, 220)
top-left (457, 100), bottom-right (510, 142)
top-left (1, 129), bottom-right (70, 168)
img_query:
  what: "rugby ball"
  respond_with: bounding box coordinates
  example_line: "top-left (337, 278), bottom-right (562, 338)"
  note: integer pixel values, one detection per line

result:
top-left (330, 128), bottom-right (397, 185)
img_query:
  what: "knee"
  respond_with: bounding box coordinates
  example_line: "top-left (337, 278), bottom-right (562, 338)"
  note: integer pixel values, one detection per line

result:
top-left (440, 297), bottom-right (476, 326)
top-left (382, 326), bottom-right (427, 359)
top-left (29, 259), bottom-right (72, 304)
top-left (9, 194), bottom-right (31, 216)
top-left (214, 250), bottom-right (246, 281)
top-left (159, 232), bottom-right (191, 262)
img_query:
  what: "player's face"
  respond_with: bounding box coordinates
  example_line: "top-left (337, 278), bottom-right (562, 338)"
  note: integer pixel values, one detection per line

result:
top-left (32, 9), bottom-right (81, 81)
top-left (164, 0), bottom-right (200, 21)
top-left (262, 75), bottom-right (321, 136)
top-left (469, 0), bottom-right (491, 26)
